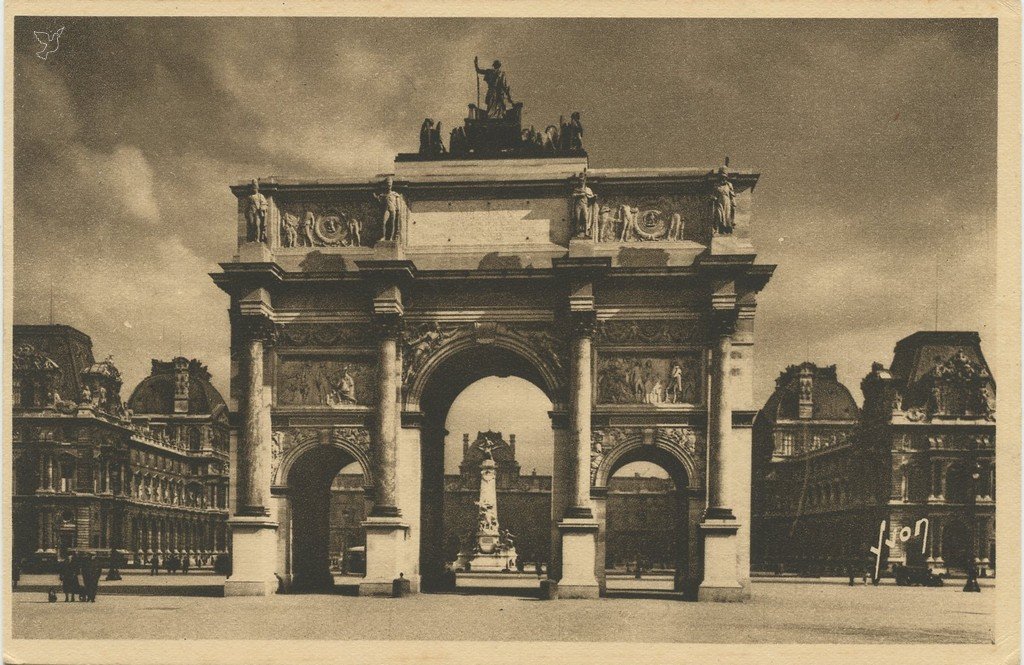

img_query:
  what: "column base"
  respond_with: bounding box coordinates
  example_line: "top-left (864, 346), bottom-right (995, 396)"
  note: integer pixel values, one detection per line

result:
top-left (224, 516), bottom-right (279, 597)
top-left (359, 517), bottom-right (415, 597)
top-left (699, 518), bottom-right (744, 603)
top-left (557, 518), bottom-right (599, 598)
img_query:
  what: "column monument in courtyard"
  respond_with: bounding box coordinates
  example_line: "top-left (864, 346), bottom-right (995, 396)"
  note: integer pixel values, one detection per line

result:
top-left (213, 57), bottom-right (774, 600)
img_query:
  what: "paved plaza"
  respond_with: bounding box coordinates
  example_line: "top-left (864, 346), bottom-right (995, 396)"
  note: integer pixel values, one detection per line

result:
top-left (10, 572), bottom-right (995, 643)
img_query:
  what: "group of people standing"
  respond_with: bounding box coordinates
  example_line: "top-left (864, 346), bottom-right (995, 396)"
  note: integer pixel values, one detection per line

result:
top-left (58, 552), bottom-right (102, 602)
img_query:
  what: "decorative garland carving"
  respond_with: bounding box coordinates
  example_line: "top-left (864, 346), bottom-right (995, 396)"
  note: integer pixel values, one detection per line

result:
top-left (596, 320), bottom-right (704, 346)
top-left (275, 323), bottom-right (376, 348)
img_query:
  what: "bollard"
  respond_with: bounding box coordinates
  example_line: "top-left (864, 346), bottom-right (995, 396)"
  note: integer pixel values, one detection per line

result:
top-left (539, 578), bottom-right (558, 600)
top-left (392, 572), bottom-right (411, 598)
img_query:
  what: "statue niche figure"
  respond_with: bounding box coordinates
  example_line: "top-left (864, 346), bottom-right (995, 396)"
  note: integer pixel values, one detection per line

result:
top-left (571, 171), bottom-right (597, 239)
top-left (474, 57), bottom-right (515, 119)
top-left (374, 176), bottom-right (409, 243)
top-left (244, 179), bottom-right (268, 243)
top-left (710, 166), bottom-right (736, 235)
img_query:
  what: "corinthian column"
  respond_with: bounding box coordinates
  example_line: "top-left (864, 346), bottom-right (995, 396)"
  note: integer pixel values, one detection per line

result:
top-left (567, 311), bottom-right (597, 519)
top-left (371, 314), bottom-right (402, 518)
top-left (236, 314), bottom-right (276, 516)
top-left (699, 308), bottom-right (743, 602)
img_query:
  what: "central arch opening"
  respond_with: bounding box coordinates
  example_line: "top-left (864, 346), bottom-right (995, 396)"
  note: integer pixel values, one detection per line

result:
top-left (418, 343), bottom-right (558, 595)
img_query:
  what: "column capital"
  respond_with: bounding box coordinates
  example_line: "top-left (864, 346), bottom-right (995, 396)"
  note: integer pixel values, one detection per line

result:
top-left (373, 313), bottom-right (404, 340)
top-left (710, 309), bottom-right (738, 338)
top-left (236, 314), bottom-right (278, 347)
top-left (569, 311), bottom-right (599, 339)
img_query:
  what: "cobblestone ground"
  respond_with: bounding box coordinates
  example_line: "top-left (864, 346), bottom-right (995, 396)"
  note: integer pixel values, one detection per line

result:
top-left (10, 572), bottom-right (995, 643)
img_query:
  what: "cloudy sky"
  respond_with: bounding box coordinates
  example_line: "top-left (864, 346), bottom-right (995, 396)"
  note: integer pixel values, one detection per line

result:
top-left (13, 18), bottom-right (997, 474)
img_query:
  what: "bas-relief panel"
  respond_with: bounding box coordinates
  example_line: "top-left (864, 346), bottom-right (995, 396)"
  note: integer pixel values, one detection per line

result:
top-left (276, 197), bottom-right (380, 249)
top-left (594, 194), bottom-right (710, 244)
top-left (276, 356), bottom-right (376, 407)
top-left (597, 352), bottom-right (703, 405)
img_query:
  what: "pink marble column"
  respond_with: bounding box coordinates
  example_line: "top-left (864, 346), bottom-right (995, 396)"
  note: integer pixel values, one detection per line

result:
top-left (236, 315), bottom-right (276, 517)
top-left (370, 315), bottom-right (402, 517)
top-left (567, 312), bottom-right (597, 519)
top-left (705, 312), bottom-right (737, 520)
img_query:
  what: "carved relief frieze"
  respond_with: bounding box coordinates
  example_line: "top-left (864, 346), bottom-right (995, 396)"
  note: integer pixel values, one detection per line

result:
top-left (275, 323), bottom-right (376, 348)
top-left (402, 321), bottom-right (568, 389)
top-left (331, 427), bottom-right (372, 453)
top-left (276, 356), bottom-right (376, 407)
top-left (272, 427), bottom-right (370, 484)
top-left (597, 351), bottom-right (703, 405)
top-left (276, 197), bottom-right (379, 248)
top-left (594, 194), bottom-right (709, 243)
top-left (660, 427), bottom-right (703, 456)
top-left (596, 319), bottom-right (705, 346)
top-left (590, 426), bottom-right (703, 484)
top-left (403, 323), bottom-right (470, 385)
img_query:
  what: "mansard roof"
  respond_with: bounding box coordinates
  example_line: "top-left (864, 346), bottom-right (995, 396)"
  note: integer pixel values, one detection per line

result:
top-left (127, 358), bottom-right (226, 416)
top-left (761, 362), bottom-right (859, 424)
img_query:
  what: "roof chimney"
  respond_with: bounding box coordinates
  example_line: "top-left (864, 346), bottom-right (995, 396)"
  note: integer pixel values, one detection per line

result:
top-left (509, 433), bottom-right (516, 456)
top-left (463, 433), bottom-right (470, 456)
top-left (798, 364), bottom-right (813, 419)
top-left (173, 357), bottom-right (189, 414)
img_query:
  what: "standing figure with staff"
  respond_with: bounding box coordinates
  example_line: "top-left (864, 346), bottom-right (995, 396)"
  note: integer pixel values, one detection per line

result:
top-left (474, 57), bottom-right (515, 119)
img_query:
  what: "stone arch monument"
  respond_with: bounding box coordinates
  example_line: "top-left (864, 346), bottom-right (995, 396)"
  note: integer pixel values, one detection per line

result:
top-left (213, 77), bottom-right (774, 601)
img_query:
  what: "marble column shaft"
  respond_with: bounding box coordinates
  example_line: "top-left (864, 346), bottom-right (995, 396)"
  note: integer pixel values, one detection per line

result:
top-left (237, 319), bottom-right (274, 517)
top-left (706, 315), bottom-right (735, 519)
top-left (569, 323), bottom-right (594, 518)
top-left (371, 321), bottom-right (401, 517)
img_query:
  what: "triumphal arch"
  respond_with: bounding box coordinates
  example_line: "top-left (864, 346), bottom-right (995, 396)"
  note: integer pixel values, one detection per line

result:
top-left (212, 67), bottom-right (774, 601)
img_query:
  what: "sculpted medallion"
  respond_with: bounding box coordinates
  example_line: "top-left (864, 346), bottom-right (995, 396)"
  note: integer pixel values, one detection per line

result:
top-left (277, 197), bottom-right (379, 248)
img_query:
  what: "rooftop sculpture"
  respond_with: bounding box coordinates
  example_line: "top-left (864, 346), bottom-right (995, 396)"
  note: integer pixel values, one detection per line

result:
top-left (406, 57), bottom-right (587, 160)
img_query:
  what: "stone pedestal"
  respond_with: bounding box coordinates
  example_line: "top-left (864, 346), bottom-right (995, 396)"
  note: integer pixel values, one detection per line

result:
top-left (359, 517), bottom-right (414, 596)
top-left (236, 242), bottom-right (274, 263)
top-left (224, 516), bottom-right (279, 596)
top-left (698, 520), bottom-right (743, 602)
top-left (557, 518), bottom-right (600, 598)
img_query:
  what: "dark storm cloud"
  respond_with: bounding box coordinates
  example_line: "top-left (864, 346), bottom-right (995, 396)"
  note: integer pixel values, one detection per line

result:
top-left (12, 18), bottom-right (997, 404)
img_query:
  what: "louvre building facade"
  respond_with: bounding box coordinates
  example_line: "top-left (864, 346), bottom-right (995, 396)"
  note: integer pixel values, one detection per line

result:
top-left (752, 331), bottom-right (996, 577)
top-left (11, 324), bottom-right (230, 570)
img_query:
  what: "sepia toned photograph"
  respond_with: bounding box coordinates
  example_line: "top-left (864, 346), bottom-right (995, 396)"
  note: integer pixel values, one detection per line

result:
top-left (3, 3), bottom-right (1020, 664)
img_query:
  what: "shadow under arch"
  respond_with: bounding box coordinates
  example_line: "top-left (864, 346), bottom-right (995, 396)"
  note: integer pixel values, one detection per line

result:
top-left (414, 340), bottom-right (559, 592)
top-left (592, 432), bottom-right (700, 599)
top-left (285, 441), bottom-right (371, 593)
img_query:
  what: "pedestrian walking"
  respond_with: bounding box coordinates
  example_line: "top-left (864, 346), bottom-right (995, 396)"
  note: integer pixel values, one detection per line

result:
top-left (81, 552), bottom-right (101, 602)
top-left (59, 554), bottom-right (81, 602)
top-left (181, 555), bottom-right (190, 574)
top-left (150, 554), bottom-right (160, 576)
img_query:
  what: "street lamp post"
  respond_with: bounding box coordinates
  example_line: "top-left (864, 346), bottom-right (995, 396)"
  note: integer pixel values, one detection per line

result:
top-left (963, 456), bottom-right (981, 593)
